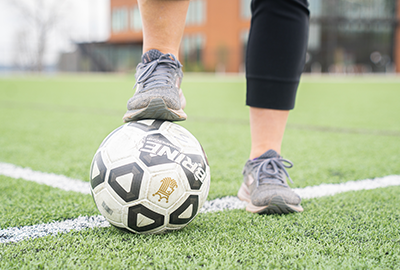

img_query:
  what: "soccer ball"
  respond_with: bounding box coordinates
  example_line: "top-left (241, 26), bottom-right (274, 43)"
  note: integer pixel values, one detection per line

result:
top-left (89, 120), bottom-right (210, 234)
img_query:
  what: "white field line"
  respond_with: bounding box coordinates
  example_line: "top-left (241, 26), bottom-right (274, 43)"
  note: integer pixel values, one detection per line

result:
top-left (0, 162), bottom-right (89, 194)
top-left (1, 162), bottom-right (400, 244)
top-left (293, 175), bottom-right (400, 199)
top-left (0, 216), bottom-right (110, 244)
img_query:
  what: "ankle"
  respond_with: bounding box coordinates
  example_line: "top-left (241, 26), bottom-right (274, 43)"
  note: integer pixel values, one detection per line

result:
top-left (249, 147), bottom-right (281, 160)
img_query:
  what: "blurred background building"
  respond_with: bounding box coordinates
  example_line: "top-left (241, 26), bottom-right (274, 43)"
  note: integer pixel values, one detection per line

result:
top-left (58, 0), bottom-right (400, 74)
top-left (307, 0), bottom-right (400, 74)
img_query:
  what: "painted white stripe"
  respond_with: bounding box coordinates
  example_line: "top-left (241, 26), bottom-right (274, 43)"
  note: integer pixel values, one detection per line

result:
top-left (199, 174), bottom-right (400, 213)
top-left (200, 196), bottom-right (246, 213)
top-left (1, 162), bottom-right (400, 244)
top-left (0, 162), bottom-right (90, 194)
top-left (0, 216), bottom-right (109, 244)
top-left (294, 175), bottom-right (400, 199)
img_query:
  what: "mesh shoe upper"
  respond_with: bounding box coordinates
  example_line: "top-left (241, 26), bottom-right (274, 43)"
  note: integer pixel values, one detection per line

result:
top-left (242, 149), bottom-right (301, 206)
top-left (126, 49), bottom-right (184, 113)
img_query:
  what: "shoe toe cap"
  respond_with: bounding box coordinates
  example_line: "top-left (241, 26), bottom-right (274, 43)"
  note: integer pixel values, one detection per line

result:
top-left (251, 185), bottom-right (301, 206)
top-left (127, 88), bottom-right (181, 110)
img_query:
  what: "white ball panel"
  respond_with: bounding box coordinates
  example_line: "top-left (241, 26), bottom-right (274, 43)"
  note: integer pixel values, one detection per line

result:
top-left (104, 131), bottom-right (139, 164)
top-left (99, 148), bottom-right (112, 169)
top-left (199, 176), bottom-right (210, 209)
top-left (147, 170), bottom-right (185, 210)
top-left (176, 164), bottom-right (191, 192)
top-left (94, 188), bottom-right (124, 224)
top-left (164, 122), bottom-right (200, 149)
top-left (91, 182), bottom-right (104, 195)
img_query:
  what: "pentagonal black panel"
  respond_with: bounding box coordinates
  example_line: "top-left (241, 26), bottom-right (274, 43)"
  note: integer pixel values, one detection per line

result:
top-left (139, 133), bottom-right (180, 167)
top-left (128, 120), bottom-right (165, 131)
top-left (180, 154), bottom-right (207, 190)
top-left (108, 162), bottom-right (144, 202)
top-left (90, 151), bottom-right (107, 189)
top-left (127, 204), bottom-right (164, 232)
top-left (99, 125), bottom-right (124, 148)
top-left (169, 195), bottom-right (199, 225)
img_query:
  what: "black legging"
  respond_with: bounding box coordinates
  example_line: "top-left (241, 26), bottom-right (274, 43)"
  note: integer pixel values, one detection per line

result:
top-left (246, 0), bottom-right (310, 110)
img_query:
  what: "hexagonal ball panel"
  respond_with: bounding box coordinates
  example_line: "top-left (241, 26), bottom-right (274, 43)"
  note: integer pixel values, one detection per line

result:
top-left (169, 194), bottom-right (199, 225)
top-left (104, 128), bottom-right (143, 164)
top-left (99, 125), bottom-right (124, 148)
top-left (164, 122), bottom-right (200, 152)
top-left (108, 162), bottom-right (144, 203)
top-left (125, 203), bottom-right (166, 233)
top-left (147, 170), bottom-right (185, 210)
top-left (94, 188), bottom-right (124, 225)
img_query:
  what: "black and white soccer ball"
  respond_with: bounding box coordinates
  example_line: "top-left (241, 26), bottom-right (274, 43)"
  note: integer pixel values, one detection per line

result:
top-left (89, 120), bottom-right (210, 234)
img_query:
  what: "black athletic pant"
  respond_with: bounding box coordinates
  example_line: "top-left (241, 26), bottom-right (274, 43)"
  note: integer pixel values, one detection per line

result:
top-left (246, 0), bottom-right (310, 110)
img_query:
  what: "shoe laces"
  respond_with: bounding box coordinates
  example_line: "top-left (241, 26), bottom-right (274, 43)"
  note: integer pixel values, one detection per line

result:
top-left (254, 157), bottom-right (294, 187)
top-left (134, 54), bottom-right (182, 92)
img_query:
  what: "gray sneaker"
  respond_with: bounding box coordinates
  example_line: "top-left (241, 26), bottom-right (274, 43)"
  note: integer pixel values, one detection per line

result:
top-left (123, 49), bottom-right (187, 122)
top-left (237, 149), bottom-right (303, 214)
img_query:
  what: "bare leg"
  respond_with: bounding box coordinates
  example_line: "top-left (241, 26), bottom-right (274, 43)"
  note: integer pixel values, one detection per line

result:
top-left (249, 107), bottom-right (289, 159)
top-left (138, 0), bottom-right (190, 57)
top-left (123, 0), bottom-right (189, 122)
top-left (239, 0), bottom-right (308, 214)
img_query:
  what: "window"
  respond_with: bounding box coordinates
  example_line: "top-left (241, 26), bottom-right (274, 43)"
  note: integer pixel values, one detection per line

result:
top-left (337, 0), bottom-right (393, 20)
top-left (309, 0), bottom-right (395, 19)
top-left (112, 7), bottom-right (128, 33)
top-left (308, 24), bottom-right (321, 50)
top-left (181, 34), bottom-right (205, 71)
top-left (130, 6), bottom-right (142, 32)
top-left (186, 0), bottom-right (206, 26)
top-left (308, 0), bottom-right (322, 17)
top-left (240, 30), bottom-right (249, 71)
top-left (241, 0), bottom-right (251, 19)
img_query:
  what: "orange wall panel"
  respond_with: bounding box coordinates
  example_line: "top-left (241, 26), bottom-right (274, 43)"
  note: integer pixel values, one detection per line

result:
top-left (109, 0), bottom-right (142, 43)
top-left (202, 0), bottom-right (250, 72)
top-left (109, 0), bottom-right (251, 72)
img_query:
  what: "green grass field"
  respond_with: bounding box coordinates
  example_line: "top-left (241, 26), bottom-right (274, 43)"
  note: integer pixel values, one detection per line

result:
top-left (1, 74), bottom-right (400, 269)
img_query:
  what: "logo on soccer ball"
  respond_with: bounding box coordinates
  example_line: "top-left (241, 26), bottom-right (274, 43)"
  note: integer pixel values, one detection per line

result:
top-left (153, 177), bottom-right (178, 203)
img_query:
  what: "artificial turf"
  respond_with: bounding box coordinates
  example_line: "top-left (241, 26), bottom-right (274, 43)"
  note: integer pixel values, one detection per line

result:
top-left (0, 74), bottom-right (399, 269)
top-left (1, 186), bottom-right (399, 269)
top-left (0, 176), bottom-right (97, 228)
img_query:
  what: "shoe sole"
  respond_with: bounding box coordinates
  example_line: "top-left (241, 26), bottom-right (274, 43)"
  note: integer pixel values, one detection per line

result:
top-left (123, 98), bottom-right (187, 122)
top-left (237, 183), bottom-right (303, 215)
